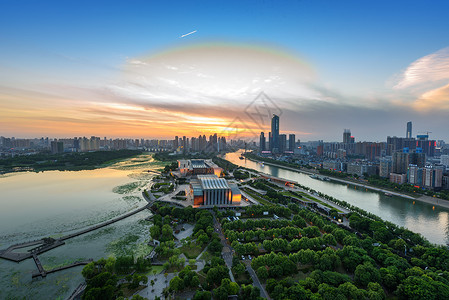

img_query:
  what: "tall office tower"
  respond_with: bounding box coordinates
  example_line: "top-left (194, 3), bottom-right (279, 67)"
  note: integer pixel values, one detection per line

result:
top-left (271, 114), bottom-right (279, 152)
top-left (174, 136), bottom-right (179, 149)
top-left (268, 132), bottom-right (272, 151)
top-left (406, 121), bottom-right (412, 138)
top-left (279, 134), bottom-right (287, 153)
top-left (343, 129), bottom-right (351, 143)
top-left (182, 136), bottom-right (186, 152)
top-left (259, 132), bottom-right (266, 152)
top-left (288, 134), bottom-right (295, 151)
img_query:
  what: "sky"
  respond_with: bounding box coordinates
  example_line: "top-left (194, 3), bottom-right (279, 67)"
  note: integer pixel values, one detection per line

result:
top-left (1, 0), bottom-right (449, 142)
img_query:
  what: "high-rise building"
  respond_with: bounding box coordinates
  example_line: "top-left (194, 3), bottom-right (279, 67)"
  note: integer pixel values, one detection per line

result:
top-left (343, 129), bottom-right (351, 144)
top-left (268, 132), bottom-right (272, 152)
top-left (50, 140), bottom-right (63, 154)
top-left (441, 155), bottom-right (449, 167)
top-left (174, 136), bottom-right (179, 150)
top-left (408, 164), bottom-right (423, 186)
top-left (288, 134), bottom-right (295, 152)
top-left (259, 132), bottom-right (266, 152)
top-left (279, 134), bottom-right (287, 153)
top-left (379, 158), bottom-right (393, 178)
top-left (406, 121), bottom-right (412, 138)
top-left (423, 165), bottom-right (444, 190)
top-left (408, 152), bottom-right (426, 168)
top-left (271, 114), bottom-right (279, 152)
top-left (393, 151), bottom-right (409, 174)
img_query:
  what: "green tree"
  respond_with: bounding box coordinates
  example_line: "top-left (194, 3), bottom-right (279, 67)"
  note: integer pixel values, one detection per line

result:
top-left (354, 262), bottom-right (381, 287)
top-left (169, 276), bottom-right (185, 292)
top-left (150, 225), bottom-right (161, 240)
top-left (256, 266), bottom-right (269, 280)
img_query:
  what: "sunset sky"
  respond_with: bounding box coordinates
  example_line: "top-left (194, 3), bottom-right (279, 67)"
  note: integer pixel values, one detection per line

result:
top-left (1, 0), bottom-right (449, 141)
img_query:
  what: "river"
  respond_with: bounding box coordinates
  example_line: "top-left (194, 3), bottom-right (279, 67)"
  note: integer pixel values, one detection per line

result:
top-left (0, 154), bottom-right (161, 299)
top-left (225, 151), bottom-right (449, 245)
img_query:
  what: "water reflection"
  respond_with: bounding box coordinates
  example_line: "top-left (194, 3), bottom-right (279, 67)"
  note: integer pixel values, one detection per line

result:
top-left (225, 151), bottom-right (449, 245)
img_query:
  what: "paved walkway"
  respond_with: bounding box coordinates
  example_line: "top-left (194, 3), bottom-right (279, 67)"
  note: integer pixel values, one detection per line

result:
top-left (244, 260), bottom-right (270, 300)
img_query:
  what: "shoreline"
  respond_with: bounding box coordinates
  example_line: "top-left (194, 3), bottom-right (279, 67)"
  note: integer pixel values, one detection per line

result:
top-left (244, 157), bottom-right (449, 210)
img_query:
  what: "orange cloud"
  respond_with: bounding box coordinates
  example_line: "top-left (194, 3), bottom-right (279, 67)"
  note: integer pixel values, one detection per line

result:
top-left (412, 83), bottom-right (449, 111)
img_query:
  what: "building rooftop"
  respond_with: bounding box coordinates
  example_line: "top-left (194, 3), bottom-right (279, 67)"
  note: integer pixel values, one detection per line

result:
top-left (191, 159), bottom-right (208, 169)
top-left (198, 175), bottom-right (229, 190)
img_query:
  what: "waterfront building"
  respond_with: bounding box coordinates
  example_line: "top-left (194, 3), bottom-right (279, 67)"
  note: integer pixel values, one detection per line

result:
top-left (188, 174), bottom-right (241, 207)
top-left (393, 151), bottom-right (409, 174)
top-left (423, 165), bottom-right (444, 190)
top-left (408, 164), bottom-right (423, 186)
top-left (177, 159), bottom-right (222, 177)
top-left (379, 158), bottom-right (392, 178)
top-left (390, 173), bottom-right (407, 184)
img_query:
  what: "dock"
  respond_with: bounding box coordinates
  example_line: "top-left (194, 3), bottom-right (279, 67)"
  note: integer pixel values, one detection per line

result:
top-left (32, 259), bottom-right (93, 278)
top-left (0, 204), bottom-right (150, 278)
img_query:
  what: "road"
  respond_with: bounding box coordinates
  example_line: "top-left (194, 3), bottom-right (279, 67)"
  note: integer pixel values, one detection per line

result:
top-left (212, 213), bottom-right (235, 283)
top-left (244, 260), bottom-right (270, 300)
top-left (213, 212), bottom-right (271, 299)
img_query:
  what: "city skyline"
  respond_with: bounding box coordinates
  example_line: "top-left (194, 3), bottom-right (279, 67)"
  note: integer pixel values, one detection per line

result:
top-left (2, 1), bottom-right (449, 141)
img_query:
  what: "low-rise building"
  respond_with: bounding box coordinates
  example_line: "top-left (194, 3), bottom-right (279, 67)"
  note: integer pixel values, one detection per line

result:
top-left (390, 173), bottom-right (407, 184)
top-left (177, 159), bottom-right (222, 177)
top-left (188, 175), bottom-right (241, 207)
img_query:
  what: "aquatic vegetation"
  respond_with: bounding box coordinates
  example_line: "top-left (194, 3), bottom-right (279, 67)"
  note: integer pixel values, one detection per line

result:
top-left (112, 181), bottom-right (146, 194)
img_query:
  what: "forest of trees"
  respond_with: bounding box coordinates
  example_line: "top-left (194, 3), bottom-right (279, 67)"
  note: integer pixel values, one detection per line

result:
top-left (0, 149), bottom-right (142, 172)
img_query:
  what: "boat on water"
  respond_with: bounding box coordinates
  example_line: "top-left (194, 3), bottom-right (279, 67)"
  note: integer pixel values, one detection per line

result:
top-left (309, 175), bottom-right (330, 181)
top-left (384, 192), bottom-right (393, 197)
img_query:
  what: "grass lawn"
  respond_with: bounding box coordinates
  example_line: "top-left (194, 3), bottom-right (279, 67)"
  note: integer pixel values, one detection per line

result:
top-left (179, 242), bottom-right (205, 259)
top-left (143, 265), bottom-right (165, 276)
top-left (235, 273), bottom-right (253, 285)
top-left (120, 283), bottom-right (146, 298)
top-left (243, 189), bottom-right (273, 206)
top-left (199, 250), bottom-right (214, 262)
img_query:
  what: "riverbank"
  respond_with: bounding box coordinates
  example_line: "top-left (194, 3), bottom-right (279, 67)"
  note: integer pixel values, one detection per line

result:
top-left (0, 150), bottom-right (143, 174)
top-left (244, 157), bottom-right (449, 210)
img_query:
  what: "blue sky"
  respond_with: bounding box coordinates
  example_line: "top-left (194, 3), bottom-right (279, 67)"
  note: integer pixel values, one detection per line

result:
top-left (1, 0), bottom-right (449, 140)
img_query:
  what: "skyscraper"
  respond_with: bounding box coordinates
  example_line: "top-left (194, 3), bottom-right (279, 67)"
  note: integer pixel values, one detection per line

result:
top-left (288, 134), bottom-right (295, 151)
top-left (343, 129), bottom-right (351, 144)
top-left (279, 134), bottom-right (287, 153)
top-left (259, 132), bottom-right (266, 152)
top-left (268, 132), bottom-right (272, 151)
top-left (271, 114), bottom-right (279, 152)
top-left (406, 121), bottom-right (412, 139)
top-left (174, 136), bottom-right (179, 149)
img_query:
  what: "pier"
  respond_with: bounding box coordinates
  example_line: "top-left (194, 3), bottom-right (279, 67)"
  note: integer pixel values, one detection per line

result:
top-left (0, 204), bottom-right (150, 278)
top-left (32, 259), bottom-right (93, 278)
